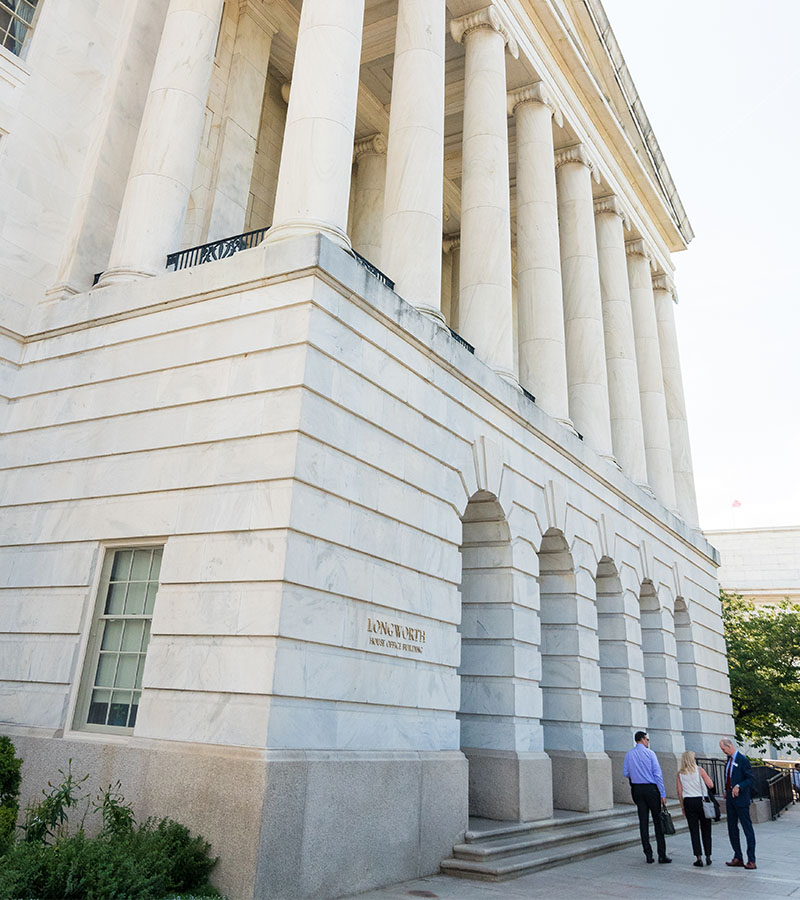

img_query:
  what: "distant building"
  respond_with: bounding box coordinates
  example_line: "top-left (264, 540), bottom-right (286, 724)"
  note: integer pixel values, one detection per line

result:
top-left (705, 526), bottom-right (800, 607)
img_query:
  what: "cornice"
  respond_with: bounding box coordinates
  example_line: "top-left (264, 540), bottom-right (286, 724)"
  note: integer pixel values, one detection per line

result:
top-left (593, 195), bottom-right (630, 230)
top-left (353, 133), bottom-right (387, 161)
top-left (507, 81), bottom-right (563, 126)
top-left (450, 6), bottom-right (519, 59)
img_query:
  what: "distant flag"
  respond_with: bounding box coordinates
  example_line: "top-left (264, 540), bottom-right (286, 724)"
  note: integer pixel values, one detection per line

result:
top-left (732, 500), bottom-right (742, 508)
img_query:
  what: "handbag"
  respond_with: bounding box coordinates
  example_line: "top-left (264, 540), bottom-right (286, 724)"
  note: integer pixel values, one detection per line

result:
top-left (660, 806), bottom-right (676, 836)
top-left (699, 768), bottom-right (719, 821)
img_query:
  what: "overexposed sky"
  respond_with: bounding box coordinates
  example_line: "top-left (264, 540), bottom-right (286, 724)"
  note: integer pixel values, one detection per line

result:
top-left (601, 0), bottom-right (800, 531)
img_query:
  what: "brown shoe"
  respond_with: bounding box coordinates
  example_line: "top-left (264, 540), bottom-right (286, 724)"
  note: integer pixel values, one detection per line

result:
top-left (744, 861), bottom-right (757, 870)
top-left (726, 858), bottom-right (744, 867)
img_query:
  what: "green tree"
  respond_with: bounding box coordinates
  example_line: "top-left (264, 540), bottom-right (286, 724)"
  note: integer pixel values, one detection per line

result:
top-left (721, 590), bottom-right (800, 751)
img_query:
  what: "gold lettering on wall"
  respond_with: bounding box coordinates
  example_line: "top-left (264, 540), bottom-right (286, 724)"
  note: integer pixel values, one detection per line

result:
top-left (366, 617), bottom-right (426, 655)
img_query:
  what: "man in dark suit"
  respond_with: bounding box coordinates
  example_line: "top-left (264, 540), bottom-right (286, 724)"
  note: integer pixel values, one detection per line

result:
top-left (720, 738), bottom-right (756, 869)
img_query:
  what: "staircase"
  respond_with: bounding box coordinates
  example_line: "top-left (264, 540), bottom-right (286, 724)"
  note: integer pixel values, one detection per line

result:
top-left (441, 802), bottom-right (689, 881)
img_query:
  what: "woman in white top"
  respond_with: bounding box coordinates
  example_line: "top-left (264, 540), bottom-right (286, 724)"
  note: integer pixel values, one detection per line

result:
top-left (676, 750), bottom-right (716, 867)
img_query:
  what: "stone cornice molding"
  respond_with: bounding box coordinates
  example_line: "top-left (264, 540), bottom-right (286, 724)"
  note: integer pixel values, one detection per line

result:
top-left (593, 195), bottom-right (630, 230)
top-left (652, 273), bottom-right (678, 303)
top-left (554, 143), bottom-right (600, 184)
top-left (625, 238), bottom-right (657, 271)
top-left (450, 6), bottom-right (519, 59)
top-left (442, 235), bottom-right (461, 253)
top-left (507, 81), bottom-right (563, 126)
top-left (238, 0), bottom-right (279, 37)
top-left (353, 133), bottom-right (387, 162)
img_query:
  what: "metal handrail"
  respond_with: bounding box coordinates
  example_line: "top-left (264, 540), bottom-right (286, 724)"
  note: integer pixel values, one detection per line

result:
top-left (448, 328), bottom-right (475, 354)
top-left (767, 769), bottom-right (794, 819)
top-left (166, 226), bottom-right (270, 271)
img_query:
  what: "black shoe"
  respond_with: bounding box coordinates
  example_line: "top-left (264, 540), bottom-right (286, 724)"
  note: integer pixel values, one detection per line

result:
top-left (693, 859), bottom-right (704, 867)
top-left (658, 856), bottom-right (672, 864)
top-left (645, 854), bottom-right (654, 864)
top-left (705, 856), bottom-right (712, 866)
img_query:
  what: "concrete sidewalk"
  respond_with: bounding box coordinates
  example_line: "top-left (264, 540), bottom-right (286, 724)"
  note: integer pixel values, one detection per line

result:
top-left (346, 804), bottom-right (800, 900)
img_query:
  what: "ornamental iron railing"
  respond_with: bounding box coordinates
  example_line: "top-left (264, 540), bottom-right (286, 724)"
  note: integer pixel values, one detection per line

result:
top-left (166, 227), bottom-right (270, 271)
top-left (696, 757), bottom-right (727, 796)
top-left (448, 328), bottom-right (475, 354)
top-left (352, 251), bottom-right (394, 290)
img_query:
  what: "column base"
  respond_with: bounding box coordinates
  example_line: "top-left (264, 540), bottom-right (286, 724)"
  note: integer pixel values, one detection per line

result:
top-left (96, 266), bottom-right (159, 287)
top-left (547, 750), bottom-right (613, 812)
top-left (557, 417), bottom-right (580, 437)
top-left (413, 304), bottom-right (448, 327)
top-left (263, 218), bottom-right (352, 254)
top-left (493, 367), bottom-right (521, 390)
top-left (463, 748), bottom-right (553, 822)
top-left (606, 749), bottom-right (636, 805)
top-left (601, 453), bottom-right (622, 470)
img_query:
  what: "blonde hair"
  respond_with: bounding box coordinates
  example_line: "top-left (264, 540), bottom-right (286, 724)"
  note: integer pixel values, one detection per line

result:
top-left (679, 750), bottom-right (697, 774)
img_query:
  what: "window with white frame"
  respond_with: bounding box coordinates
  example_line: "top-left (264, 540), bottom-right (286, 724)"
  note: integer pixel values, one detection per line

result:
top-left (0, 0), bottom-right (40, 58)
top-left (77, 546), bottom-right (162, 733)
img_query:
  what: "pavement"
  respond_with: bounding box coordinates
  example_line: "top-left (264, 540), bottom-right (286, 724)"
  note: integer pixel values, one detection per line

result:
top-left (346, 803), bottom-right (800, 900)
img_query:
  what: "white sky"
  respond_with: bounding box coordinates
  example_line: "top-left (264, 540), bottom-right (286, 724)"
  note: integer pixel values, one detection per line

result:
top-left (601, 0), bottom-right (800, 531)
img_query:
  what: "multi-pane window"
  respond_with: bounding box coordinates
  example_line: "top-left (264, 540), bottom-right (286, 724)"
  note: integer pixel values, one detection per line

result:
top-left (0, 0), bottom-right (39, 57)
top-left (79, 547), bottom-right (162, 733)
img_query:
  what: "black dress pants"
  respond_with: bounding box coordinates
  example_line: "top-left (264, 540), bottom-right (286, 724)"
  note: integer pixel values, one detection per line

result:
top-left (725, 792), bottom-right (756, 864)
top-left (683, 796), bottom-right (712, 857)
top-left (631, 782), bottom-right (666, 859)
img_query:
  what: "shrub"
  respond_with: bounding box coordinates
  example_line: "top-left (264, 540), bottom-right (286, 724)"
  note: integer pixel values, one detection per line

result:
top-left (0, 735), bottom-right (23, 855)
top-left (0, 819), bottom-right (220, 899)
top-left (0, 756), bottom-right (219, 899)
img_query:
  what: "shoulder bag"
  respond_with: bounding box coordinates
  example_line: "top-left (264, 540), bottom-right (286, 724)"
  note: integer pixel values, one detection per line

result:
top-left (699, 768), bottom-right (717, 820)
top-left (660, 806), bottom-right (676, 836)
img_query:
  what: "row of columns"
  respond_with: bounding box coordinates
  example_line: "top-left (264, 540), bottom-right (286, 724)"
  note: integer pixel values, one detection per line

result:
top-left (97, 0), bottom-right (698, 526)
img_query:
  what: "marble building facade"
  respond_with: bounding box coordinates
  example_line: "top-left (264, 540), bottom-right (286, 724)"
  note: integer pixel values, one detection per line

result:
top-left (0, 0), bottom-right (734, 897)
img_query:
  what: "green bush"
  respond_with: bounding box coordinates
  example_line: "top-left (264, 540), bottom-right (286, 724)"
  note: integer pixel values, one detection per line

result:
top-left (0, 747), bottom-right (220, 899)
top-left (0, 735), bottom-right (23, 855)
top-left (0, 818), bottom-right (220, 899)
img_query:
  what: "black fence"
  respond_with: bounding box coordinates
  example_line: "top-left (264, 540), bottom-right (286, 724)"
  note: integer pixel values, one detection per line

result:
top-left (768, 769), bottom-right (794, 818)
top-left (697, 757), bottom-right (726, 795)
top-left (166, 227), bottom-right (270, 271)
top-left (352, 251), bottom-right (394, 290)
top-left (448, 328), bottom-right (475, 354)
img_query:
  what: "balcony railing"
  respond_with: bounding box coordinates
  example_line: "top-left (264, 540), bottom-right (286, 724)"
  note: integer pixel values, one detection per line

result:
top-left (166, 226), bottom-right (270, 271)
top-left (448, 328), bottom-right (475, 354)
top-left (163, 228), bottom-right (395, 293)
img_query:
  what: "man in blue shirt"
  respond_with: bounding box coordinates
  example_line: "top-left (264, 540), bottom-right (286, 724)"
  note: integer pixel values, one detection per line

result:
top-left (623, 730), bottom-right (671, 864)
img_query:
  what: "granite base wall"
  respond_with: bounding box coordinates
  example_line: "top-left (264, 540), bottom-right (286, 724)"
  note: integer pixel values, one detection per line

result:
top-left (5, 732), bottom-right (468, 899)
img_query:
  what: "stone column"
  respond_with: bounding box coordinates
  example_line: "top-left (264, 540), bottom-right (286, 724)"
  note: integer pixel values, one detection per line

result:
top-left (205, 0), bottom-right (278, 242)
top-left (653, 275), bottom-right (700, 527)
top-left (350, 134), bottom-right (387, 266)
top-left (381, 0), bottom-right (446, 320)
top-left (451, 8), bottom-right (518, 384)
top-left (626, 241), bottom-right (677, 510)
top-left (594, 196), bottom-right (648, 486)
top-left (508, 83), bottom-right (572, 427)
top-left (101, 0), bottom-right (225, 283)
top-left (555, 145), bottom-right (615, 461)
top-left (264, 0), bottom-right (365, 251)
top-left (441, 235), bottom-right (460, 328)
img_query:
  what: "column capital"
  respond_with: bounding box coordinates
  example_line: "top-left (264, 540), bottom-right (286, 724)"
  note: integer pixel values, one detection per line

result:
top-left (353, 133), bottom-right (387, 162)
top-left (625, 238), bottom-right (657, 271)
top-left (442, 234), bottom-right (461, 254)
top-left (593, 194), bottom-right (630, 230)
top-left (554, 143), bottom-right (600, 183)
top-left (238, 0), bottom-right (279, 36)
top-left (450, 5), bottom-right (519, 58)
top-left (507, 81), bottom-right (563, 126)
top-left (652, 273), bottom-right (678, 302)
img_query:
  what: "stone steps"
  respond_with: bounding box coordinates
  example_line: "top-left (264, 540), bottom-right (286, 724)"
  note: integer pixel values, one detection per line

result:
top-left (441, 802), bottom-right (691, 881)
